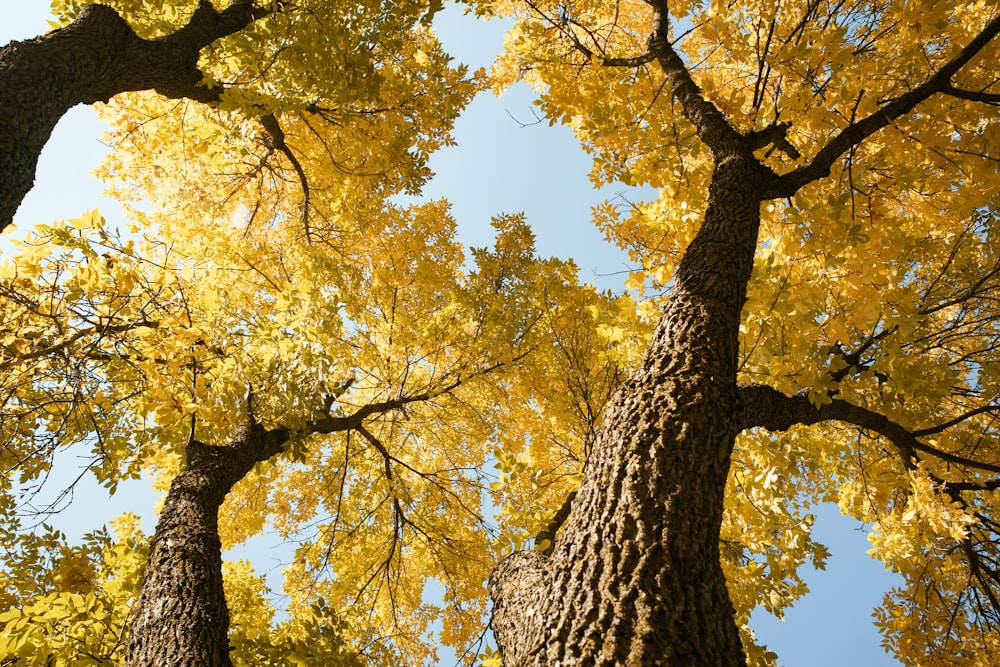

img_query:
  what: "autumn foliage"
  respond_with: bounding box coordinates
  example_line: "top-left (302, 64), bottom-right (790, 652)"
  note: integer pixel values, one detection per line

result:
top-left (1, 0), bottom-right (999, 665)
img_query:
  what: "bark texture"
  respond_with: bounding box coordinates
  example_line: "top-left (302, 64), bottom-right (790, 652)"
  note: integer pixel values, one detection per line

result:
top-left (490, 153), bottom-right (764, 666)
top-left (0, 1), bottom-right (263, 231)
top-left (125, 420), bottom-right (288, 667)
top-left (487, 6), bottom-right (771, 661)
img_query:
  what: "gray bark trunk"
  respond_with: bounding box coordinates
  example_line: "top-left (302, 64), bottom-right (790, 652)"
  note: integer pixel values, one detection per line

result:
top-left (125, 421), bottom-right (288, 667)
top-left (490, 155), bottom-right (763, 666)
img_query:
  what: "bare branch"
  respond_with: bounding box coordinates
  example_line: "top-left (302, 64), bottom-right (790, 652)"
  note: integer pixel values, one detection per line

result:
top-left (357, 424), bottom-right (394, 481)
top-left (306, 357), bottom-right (517, 436)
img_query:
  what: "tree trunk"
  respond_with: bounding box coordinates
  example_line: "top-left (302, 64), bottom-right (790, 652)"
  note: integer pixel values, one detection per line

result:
top-left (490, 155), bottom-right (763, 666)
top-left (0, 1), bottom-right (260, 232)
top-left (125, 420), bottom-right (288, 667)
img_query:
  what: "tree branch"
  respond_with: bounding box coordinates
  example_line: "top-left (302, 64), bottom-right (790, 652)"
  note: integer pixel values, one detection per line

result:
top-left (64, 1), bottom-right (272, 104)
top-left (645, 0), bottom-right (746, 158)
top-left (533, 490), bottom-right (577, 555)
top-left (357, 423), bottom-right (394, 481)
top-left (747, 121), bottom-right (801, 160)
top-left (943, 83), bottom-right (1000, 106)
top-left (738, 384), bottom-right (1000, 474)
top-left (914, 404), bottom-right (1000, 439)
top-left (306, 375), bottom-right (467, 435)
top-left (259, 113), bottom-right (312, 240)
top-left (0, 1), bottom-right (275, 230)
top-left (763, 13), bottom-right (1000, 199)
top-left (305, 355), bottom-right (518, 436)
top-left (0, 319), bottom-right (158, 372)
top-left (160, 0), bottom-right (271, 51)
top-left (602, 53), bottom-right (657, 67)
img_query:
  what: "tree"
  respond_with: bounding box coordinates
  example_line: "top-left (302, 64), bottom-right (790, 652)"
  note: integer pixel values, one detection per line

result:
top-left (2, 6), bottom-right (615, 664)
top-left (0, 183), bottom-right (594, 664)
top-left (0, 0), bottom-right (263, 231)
top-left (1, 1), bottom-right (999, 667)
top-left (484, 1), bottom-right (1000, 665)
top-left (0, 1), bottom-right (529, 664)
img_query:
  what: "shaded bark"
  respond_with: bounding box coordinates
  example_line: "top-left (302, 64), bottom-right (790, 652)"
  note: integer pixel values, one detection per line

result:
top-left (0, 1), bottom-right (266, 231)
top-left (491, 151), bottom-right (763, 666)
top-left (125, 420), bottom-right (288, 667)
top-left (122, 382), bottom-right (474, 665)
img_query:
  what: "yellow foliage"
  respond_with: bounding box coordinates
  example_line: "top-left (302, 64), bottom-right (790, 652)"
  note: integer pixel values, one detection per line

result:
top-left (2, 0), bottom-right (999, 664)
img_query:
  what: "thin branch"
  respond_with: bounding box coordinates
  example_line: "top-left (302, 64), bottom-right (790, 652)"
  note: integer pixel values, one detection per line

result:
top-left (943, 83), bottom-right (1000, 106)
top-left (259, 113), bottom-right (312, 240)
top-left (533, 490), bottom-right (577, 555)
top-left (914, 404), bottom-right (1000, 439)
top-left (0, 320), bottom-right (158, 372)
top-left (306, 357), bottom-right (514, 436)
top-left (308, 378), bottom-right (464, 435)
top-left (357, 424), bottom-right (394, 481)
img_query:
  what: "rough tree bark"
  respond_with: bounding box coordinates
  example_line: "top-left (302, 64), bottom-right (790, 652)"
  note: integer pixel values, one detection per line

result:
top-left (2, 2), bottom-right (996, 666)
top-left (125, 419), bottom-right (289, 667)
top-left (488, 5), bottom-right (1000, 666)
top-left (122, 387), bottom-right (459, 666)
top-left (490, 121), bottom-right (762, 667)
top-left (0, 0), bottom-right (267, 232)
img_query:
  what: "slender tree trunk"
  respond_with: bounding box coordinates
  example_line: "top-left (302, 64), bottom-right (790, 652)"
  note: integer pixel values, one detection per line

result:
top-left (490, 155), bottom-right (764, 665)
top-left (0, 1), bottom-right (261, 231)
top-left (126, 420), bottom-right (288, 667)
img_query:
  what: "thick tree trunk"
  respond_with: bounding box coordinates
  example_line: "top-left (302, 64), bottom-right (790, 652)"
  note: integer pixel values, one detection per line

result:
top-left (126, 420), bottom-right (288, 667)
top-left (0, 1), bottom-right (260, 232)
top-left (490, 156), bottom-right (764, 666)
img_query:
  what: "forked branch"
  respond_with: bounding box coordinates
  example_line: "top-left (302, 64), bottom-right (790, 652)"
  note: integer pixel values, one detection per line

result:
top-left (762, 13), bottom-right (1000, 199)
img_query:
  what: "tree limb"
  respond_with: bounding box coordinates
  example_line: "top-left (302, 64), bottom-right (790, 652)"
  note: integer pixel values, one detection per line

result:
top-left (645, 0), bottom-right (746, 158)
top-left (602, 53), bottom-right (657, 67)
top-left (943, 83), bottom-right (1000, 106)
top-left (738, 384), bottom-right (1000, 474)
top-left (0, 319), bottom-right (158, 372)
top-left (307, 375), bottom-right (468, 435)
top-left (259, 113), bottom-right (312, 240)
top-left (763, 13), bottom-right (1000, 199)
top-left (746, 121), bottom-right (801, 160)
top-left (532, 490), bottom-right (577, 555)
top-left (914, 404), bottom-right (1000, 439)
top-left (0, 1), bottom-right (274, 230)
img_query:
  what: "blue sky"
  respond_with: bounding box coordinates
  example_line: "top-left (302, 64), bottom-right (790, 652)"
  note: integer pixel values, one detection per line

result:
top-left (1, 4), bottom-right (901, 665)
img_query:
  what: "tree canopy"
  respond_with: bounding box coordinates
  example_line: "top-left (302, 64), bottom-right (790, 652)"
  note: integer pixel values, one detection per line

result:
top-left (0, 0), bottom-right (998, 666)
